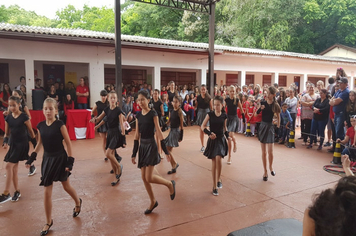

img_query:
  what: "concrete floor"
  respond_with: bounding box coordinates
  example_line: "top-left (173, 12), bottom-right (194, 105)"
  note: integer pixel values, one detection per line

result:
top-left (0, 126), bottom-right (340, 236)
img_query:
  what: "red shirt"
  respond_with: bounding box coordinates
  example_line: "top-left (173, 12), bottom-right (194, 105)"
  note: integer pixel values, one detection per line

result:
top-left (161, 91), bottom-right (167, 97)
top-left (76, 85), bottom-right (89, 104)
top-left (133, 102), bottom-right (141, 114)
top-left (63, 101), bottom-right (75, 115)
top-left (346, 127), bottom-right (355, 145)
top-left (0, 92), bottom-right (10, 107)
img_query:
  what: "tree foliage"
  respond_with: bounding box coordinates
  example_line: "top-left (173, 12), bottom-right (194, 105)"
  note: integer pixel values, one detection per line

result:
top-left (1, 0), bottom-right (356, 54)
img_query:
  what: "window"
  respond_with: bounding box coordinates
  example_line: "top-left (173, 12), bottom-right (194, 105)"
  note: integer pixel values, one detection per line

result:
top-left (161, 71), bottom-right (196, 87)
top-left (279, 75), bottom-right (287, 87)
top-left (104, 68), bottom-right (147, 86)
top-left (245, 74), bottom-right (254, 85)
top-left (263, 75), bottom-right (272, 86)
top-left (308, 77), bottom-right (325, 87)
top-left (226, 74), bottom-right (238, 86)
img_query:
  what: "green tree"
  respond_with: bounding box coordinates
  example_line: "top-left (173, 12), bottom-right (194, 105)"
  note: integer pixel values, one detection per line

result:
top-left (55, 4), bottom-right (82, 28)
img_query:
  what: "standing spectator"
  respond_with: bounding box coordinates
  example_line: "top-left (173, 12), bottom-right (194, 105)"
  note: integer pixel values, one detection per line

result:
top-left (167, 81), bottom-right (178, 111)
top-left (66, 82), bottom-right (77, 105)
top-left (345, 90), bottom-right (356, 128)
top-left (278, 103), bottom-right (293, 144)
top-left (277, 89), bottom-right (287, 107)
top-left (308, 89), bottom-right (330, 150)
top-left (285, 89), bottom-right (298, 130)
top-left (47, 85), bottom-right (58, 101)
top-left (327, 77), bottom-right (335, 94)
top-left (329, 77), bottom-right (350, 163)
top-left (161, 85), bottom-right (168, 97)
top-left (179, 85), bottom-right (189, 100)
top-left (56, 82), bottom-right (65, 104)
top-left (300, 84), bottom-right (319, 145)
top-left (15, 76), bottom-right (26, 90)
top-left (76, 77), bottom-right (89, 109)
top-left (316, 80), bottom-right (324, 94)
top-left (35, 79), bottom-right (45, 91)
top-left (331, 68), bottom-right (347, 96)
top-left (0, 83), bottom-right (12, 109)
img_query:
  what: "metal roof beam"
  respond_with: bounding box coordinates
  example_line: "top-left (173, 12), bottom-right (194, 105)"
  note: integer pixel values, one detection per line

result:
top-left (131, 0), bottom-right (210, 14)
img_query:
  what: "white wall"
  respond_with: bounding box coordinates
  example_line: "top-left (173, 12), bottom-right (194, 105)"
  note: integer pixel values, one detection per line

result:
top-left (323, 48), bottom-right (356, 59)
top-left (1, 37), bottom-right (356, 107)
top-left (0, 59), bottom-right (25, 89)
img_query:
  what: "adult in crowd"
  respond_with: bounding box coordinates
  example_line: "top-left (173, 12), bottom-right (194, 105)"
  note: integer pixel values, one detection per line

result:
top-left (308, 89), bottom-right (329, 150)
top-left (167, 81), bottom-right (177, 111)
top-left (76, 77), bottom-right (89, 109)
top-left (300, 84), bottom-right (319, 145)
top-left (0, 83), bottom-right (12, 109)
top-left (316, 80), bottom-right (324, 94)
top-left (15, 76), bottom-right (26, 90)
top-left (345, 90), bottom-right (356, 128)
top-left (20, 85), bottom-right (27, 103)
top-left (47, 84), bottom-right (58, 101)
top-left (66, 82), bottom-right (77, 105)
top-left (254, 85), bottom-right (262, 100)
top-left (285, 88), bottom-right (298, 130)
top-left (329, 78), bottom-right (350, 162)
top-left (35, 79), bottom-right (46, 91)
top-left (179, 85), bottom-right (189, 100)
top-left (324, 77), bottom-right (336, 147)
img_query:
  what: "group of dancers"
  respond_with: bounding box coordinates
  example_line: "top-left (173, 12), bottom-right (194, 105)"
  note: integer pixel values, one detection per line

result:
top-left (0, 82), bottom-right (281, 235)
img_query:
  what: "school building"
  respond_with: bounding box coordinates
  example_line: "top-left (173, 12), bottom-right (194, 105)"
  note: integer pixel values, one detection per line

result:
top-left (1, 23), bottom-right (356, 108)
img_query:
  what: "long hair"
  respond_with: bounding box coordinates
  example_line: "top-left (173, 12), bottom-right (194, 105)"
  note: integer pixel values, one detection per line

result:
top-left (309, 176), bottom-right (356, 236)
top-left (2, 83), bottom-right (12, 101)
top-left (336, 68), bottom-right (347, 79)
top-left (213, 95), bottom-right (224, 113)
top-left (346, 90), bottom-right (356, 113)
top-left (173, 95), bottom-right (183, 121)
top-left (13, 89), bottom-right (26, 110)
top-left (229, 85), bottom-right (237, 105)
top-left (268, 86), bottom-right (281, 114)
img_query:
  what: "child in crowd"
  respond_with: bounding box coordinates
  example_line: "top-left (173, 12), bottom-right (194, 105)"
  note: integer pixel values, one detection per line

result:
top-left (247, 99), bottom-right (256, 136)
top-left (0, 96), bottom-right (36, 204)
top-left (254, 97), bottom-right (263, 138)
top-left (160, 85), bottom-right (167, 97)
top-left (278, 103), bottom-right (293, 144)
top-left (183, 94), bottom-right (194, 125)
top-left (338, 115), bottom-right (356, 163)
top-left (131, 90), bottom-right (176, 214)
top-left (26, 98), bottom-right (81, 236)
top-left (201, 96), bottom-right (229, 196)
top-left (237, 93), bottom-right (244, 133)
top-left (132, 97), bottom-right (141, 116)
top-left (164, 95), bottom-right (184, 174)
top-left (122, 96), bottom-right (133, 124)
top-left (162, 93), bottom-right (169, 117)
top-left (63, 94), bottom-right (75, 122)
top-left (91, 90), bottom-right (109, 161)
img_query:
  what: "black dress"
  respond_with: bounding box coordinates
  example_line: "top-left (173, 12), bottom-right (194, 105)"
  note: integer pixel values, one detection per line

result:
top-left (96, 101), bottom-right (108, 133)
top-left (164, 109), bottom-right (181, 147)
top-left (104, 106), bottom-right (125, 150)
top-left (203, 111), bottom-right (228, 159)
top-left (136, 109), bottom-right (161, 168)
top-left (4, 113), bottom-right (30, 163)
top-left (38, 120), bottom-right (70, 186)
top-left (196, 95), bottom-right (210, 126)
top-left (225, 97), bottom-right (239, 133)
top-left (258, 100), bottom-right (275, 144)
top-left (152, 99), bottom-right (164, 127)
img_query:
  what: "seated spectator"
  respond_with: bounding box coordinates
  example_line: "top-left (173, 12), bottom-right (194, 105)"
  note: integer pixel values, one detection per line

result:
top-left (47, 84), bottom-right (58, 101)
top-left (62, 94), bottom-right (75, 123)
top-left (0, 83), bottom-right (12, 110)
top-left (132, 97), bottom-right (141, 115)
top-left (20, 85), bottom-right (27, 103)
top-left (15, 76), bottom-right (26, 90)
top-left (66, 82), bottom-right (77, 105)
top-left (303, 159), bottom-right (355, 236)
top-left (122, 96), bottom-right (133, 123)
top-left (278, 103), bottom-right (293, 144)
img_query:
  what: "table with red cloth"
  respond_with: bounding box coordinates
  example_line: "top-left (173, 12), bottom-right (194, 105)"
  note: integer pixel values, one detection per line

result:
top-left (0, 110), bottom-right (45, 132)
top-left (66, 109), bottom-right (95, 140)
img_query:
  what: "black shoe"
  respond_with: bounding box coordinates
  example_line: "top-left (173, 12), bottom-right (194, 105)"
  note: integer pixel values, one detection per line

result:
top-left (0, 193), bottom-right (11, 204)
top-left (144, 201), bottom-right (158, 214)
top-left (40, 219), bottom-right (53, 236)
top-left (217, 181), bottom-right (223, 189)
top-left (263, 176), bottom-right (268, 181)
top-left (167, 163), bottom-right (179, 175)
top-left (28, 164), bottom-right (36, 176)
top-left (170, 180), bottom-right (176, 200)
top-left (111, 179), bottom-right (120, 186)
top-left (271, 171), bottom-right (276, 176)
top-left (73, 198), bottom-right (82, 217)
top-left (11, 191), bottom-right (21, 202)
top-left (212, 188), bottom-right (219, 196)
top-left (116, 164), bottom-right (123, 180)
top-left (307, 144), bottom-right (313, 149)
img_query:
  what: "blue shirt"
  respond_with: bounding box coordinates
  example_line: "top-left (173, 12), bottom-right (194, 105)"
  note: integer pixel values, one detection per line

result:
top-left (280, 110), bottom-right (293, 126)
top-left (163, 102), bottom-right (168, 112)
top-left (333, 88), bottom-right (349, 114)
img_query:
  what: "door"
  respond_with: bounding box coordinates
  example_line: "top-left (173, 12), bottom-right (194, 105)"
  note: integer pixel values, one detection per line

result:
top-left (43, 64), bottom-right (65, 91)
top-left (294, 76), bottom-right (300, 93)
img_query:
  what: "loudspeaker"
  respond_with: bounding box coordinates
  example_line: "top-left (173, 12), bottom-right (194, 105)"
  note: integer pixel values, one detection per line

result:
top-left (32, 89), bottom-right (45, 110)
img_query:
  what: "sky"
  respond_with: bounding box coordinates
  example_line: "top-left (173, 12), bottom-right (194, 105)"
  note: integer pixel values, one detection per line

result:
top-left (3, 0), bottom-right (124, 19)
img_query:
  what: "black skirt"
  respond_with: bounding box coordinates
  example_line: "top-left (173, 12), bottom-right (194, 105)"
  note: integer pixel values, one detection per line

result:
top-left (106, 127), bottom-right (126, 150)
top-left (138, 138), bottom-right (161, 168)
top-left (40, 150), bottom-right (71, 187)
top-left (164, 127), bottom-right (180, 148)
top-left (4, 140), bottom-right (29, 163)
top-left (97, 123), bottom-right (108, 133)
top-left (196, 108), bottom-right (210, 126)
top-left (227, 115), bottom-right (239, 133)
top-left (203, 135), bottom-right (228, 159)
top-left (258, 121), bottom-right (275, 144)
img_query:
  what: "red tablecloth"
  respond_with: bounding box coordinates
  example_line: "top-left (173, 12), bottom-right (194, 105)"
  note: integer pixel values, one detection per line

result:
top-left (0, 110), bottom-right (45, 132)
top-left (66, 109), bottom-right (95, 140)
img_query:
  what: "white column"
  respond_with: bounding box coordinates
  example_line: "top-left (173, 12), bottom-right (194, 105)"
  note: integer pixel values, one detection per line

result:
top-left (300, 74), bottom-right (308, 92)
top-left (153, 66), bottom-right (161, 90)
top-left (200, 68), bottom-right (207, 85)
top-left (350, 76), bottom-right (354, 90)
top-left (273, 72), bottom-right (279, 85)
top-left (89, 61), bottom-right (104, 108)
top-left (25, 58), bottom-right (35, 109)
top-left (238, 71), bottom-right (246, 86)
